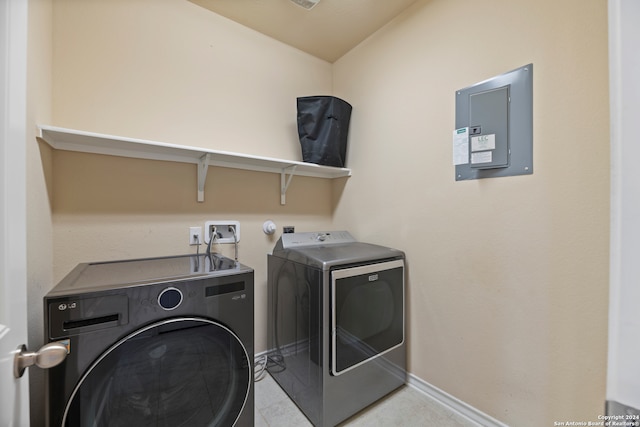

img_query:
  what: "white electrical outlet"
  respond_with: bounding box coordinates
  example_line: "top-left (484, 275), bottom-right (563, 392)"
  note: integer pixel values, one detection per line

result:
top-left (204, 221), bottom-right (240, 244)
top-left (189, 226), bottom-right (202, 245)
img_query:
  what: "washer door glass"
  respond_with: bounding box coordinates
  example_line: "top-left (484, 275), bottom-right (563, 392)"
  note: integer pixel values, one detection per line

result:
top-left (63, 318), bottom-right (250, 427)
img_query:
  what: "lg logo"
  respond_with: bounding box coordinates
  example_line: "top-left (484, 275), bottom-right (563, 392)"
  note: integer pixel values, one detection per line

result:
top-left (58, 302), bottom-right (77, 311)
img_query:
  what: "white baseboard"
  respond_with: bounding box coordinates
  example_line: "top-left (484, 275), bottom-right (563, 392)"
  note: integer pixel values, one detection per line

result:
top-left (407, 373), bottom-right (509, 427)
top-left (256, 349), bottom-right (509, 427)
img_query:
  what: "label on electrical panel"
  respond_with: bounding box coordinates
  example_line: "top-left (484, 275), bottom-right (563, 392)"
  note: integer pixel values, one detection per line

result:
top-left (471, 151), bottom-right (493, 164)
top-left (453, 127), bottom-right (469, 165)
top-left (471, 134), bottom-right (496, 152)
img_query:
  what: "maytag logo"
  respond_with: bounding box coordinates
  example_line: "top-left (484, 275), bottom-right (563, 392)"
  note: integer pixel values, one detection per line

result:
top-left (368, 274), bottom-right (378, 282)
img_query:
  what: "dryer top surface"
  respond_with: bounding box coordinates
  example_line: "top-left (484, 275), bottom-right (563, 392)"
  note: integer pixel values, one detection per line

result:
top-left (271, 231), bottom-right (404, 270)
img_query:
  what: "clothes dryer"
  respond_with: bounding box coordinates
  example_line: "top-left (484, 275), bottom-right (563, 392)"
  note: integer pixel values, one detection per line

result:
top-left (44, 253), bottom-right (254, 427)
top-left (267, 231), bottom-right (406, 427)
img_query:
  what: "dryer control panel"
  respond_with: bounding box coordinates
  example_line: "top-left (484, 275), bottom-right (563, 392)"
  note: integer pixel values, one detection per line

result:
top-left (275, 231), bottom-right (355, 250)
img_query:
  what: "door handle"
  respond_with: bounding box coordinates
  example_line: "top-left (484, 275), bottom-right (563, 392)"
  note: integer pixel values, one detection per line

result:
top-left (13, 341), bottom-right (68, 378)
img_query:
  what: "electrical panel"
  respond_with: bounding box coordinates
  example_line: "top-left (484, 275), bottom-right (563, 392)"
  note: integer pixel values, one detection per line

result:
top-left (454, 64), bottom-right (533, 181)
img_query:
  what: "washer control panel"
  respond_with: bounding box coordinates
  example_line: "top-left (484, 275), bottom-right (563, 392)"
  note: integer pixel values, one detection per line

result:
top-left (276, 231), bottom-right (356, 250)
top-left (47, 294), bottom-right (128, 340)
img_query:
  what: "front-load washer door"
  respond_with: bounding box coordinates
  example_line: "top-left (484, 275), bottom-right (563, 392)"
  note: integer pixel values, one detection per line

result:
top-left (63, 317), bottom-right (251, 427)
top-left (331, 259), bottom-right (404, 376)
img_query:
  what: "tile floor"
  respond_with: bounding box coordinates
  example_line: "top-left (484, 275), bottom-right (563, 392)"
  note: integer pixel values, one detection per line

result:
top-left (254, 373), bottom-right (481, 427)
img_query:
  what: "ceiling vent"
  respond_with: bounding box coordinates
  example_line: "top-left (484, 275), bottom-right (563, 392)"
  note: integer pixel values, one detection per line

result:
top-left (289, 0), bottom-right (321, 10)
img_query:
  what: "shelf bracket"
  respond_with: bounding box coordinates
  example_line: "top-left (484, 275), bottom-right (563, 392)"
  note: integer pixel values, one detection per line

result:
top-left (197, 153), bottom-right (211, 202)
top-left (280, 165), bottom-right (297, 205)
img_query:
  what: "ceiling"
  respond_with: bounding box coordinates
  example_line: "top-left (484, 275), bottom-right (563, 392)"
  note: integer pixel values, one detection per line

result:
top-left (188, 0), bottom-right (420, 63)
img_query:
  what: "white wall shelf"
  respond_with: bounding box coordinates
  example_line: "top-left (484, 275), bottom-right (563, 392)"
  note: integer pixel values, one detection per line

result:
top-left (37, 125), bottom-right (351, 204)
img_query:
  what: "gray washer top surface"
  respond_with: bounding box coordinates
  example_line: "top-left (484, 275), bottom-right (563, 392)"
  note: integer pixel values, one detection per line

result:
top-left (47, 253), bottom-right (253, 297)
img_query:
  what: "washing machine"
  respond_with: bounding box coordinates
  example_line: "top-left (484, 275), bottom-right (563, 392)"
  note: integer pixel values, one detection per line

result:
top-left (267, 231), bottom-right (406, 427)
top-left (44, 253), bottom-right (254, 427)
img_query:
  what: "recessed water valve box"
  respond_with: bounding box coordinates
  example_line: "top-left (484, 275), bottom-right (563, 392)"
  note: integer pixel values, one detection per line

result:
top-left (204, 220), bottom-right (240, 244)
top-left (454, 64), bottom-right (533, 181)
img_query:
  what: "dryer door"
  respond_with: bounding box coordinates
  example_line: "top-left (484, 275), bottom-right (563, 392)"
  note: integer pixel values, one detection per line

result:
top-left (62, 317), bottom-right (251, 427)
top-left (331, 259), bottom-right (404, 376)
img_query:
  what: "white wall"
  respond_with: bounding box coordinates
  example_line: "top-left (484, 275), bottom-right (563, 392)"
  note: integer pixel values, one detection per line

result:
top-left (608, 0), bottom-right (640, 412)
top-left (332, 0), bottom-right (609, 425)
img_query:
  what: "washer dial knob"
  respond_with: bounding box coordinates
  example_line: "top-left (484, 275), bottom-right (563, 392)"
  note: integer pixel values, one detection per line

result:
top-left (158, 287), bottom-right (183, 310)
